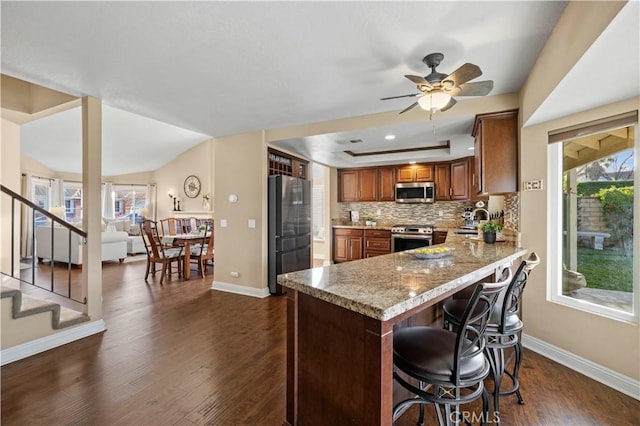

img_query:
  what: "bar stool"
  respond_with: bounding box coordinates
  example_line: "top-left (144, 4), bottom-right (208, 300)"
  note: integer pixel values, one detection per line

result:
top-left (443, 252), bottom-right (540, 416)
top-left (392, 268), bottom-right (513, 426)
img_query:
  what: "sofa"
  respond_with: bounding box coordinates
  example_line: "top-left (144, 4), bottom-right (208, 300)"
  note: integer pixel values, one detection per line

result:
top-left (35, 225), bottom-right (128, 266)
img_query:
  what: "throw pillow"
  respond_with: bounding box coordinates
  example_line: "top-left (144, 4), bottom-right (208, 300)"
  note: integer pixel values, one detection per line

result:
top-left (128, 224), bottom-right (141, 236)
top-left (106, 223), bottom-right (116, 233)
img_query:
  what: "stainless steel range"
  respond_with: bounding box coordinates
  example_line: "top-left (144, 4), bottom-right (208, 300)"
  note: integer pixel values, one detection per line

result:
top-left (390, 224), bottom-right (434, 252)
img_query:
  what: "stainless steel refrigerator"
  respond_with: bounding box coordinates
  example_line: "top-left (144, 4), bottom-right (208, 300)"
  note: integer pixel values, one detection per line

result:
top-left (268, 175), bottom-right (312, 295)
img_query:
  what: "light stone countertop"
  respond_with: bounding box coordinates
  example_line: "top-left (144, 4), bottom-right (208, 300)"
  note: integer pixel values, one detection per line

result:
top-left (278, 238), bottom-right (527, 321)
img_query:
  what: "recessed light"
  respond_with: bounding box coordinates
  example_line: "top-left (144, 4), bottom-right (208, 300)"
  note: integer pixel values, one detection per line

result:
top-left (385, 134), bottom-right (396, 140)
top-left (467, 146), bottom-right (475, 150)
top-left (409, 161), bottom-right (416, 164)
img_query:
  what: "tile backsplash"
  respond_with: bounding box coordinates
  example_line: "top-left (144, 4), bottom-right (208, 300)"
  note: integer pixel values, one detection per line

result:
top-left (338, 194), bottom-right (520, 231)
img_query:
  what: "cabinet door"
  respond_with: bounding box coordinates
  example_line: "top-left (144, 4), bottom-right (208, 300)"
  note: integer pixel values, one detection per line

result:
top-left (333, 234), bottom-right (350, 263)
top-left (434, 163), bottom-right (451, 201)
top-left (432, 231), bottom-right (448, 245)
top-left (378, 168), bottom-right (396, 201)
top-left (415, 165), bottom-right (435, 182)
top-left (396, 166), bottom-right (415, 183)
top-left (338, 170), bottom-right (359, 202)
top-left (474, 127), bottom-right (483, 195)
top-left (348, 236), bottom-right (363, 261)
top-left (358, 169), bottom-right (378, 201)
top-left (450, 158), bottom-right (470, 200)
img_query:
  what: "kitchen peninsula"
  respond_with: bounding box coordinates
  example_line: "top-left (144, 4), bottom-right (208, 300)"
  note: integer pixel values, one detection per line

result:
top-left (278, 237), bottom-right (527, 426)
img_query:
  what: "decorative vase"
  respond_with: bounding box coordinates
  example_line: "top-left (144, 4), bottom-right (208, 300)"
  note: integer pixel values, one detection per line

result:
top-left (483, 231), bottom-right (496, 244)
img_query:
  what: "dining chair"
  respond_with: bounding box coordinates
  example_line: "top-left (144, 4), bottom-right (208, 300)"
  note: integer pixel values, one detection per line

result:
top-left (159, 218), bottom-right (179, 236)
top-left (141, 219), bottom-right (184, 284)
top-left (188, 231), bottom-right (214, 279)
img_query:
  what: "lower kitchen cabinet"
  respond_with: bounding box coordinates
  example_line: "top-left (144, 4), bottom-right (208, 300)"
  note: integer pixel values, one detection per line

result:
top-left (364, 229), bottom-right (391, 258)
top-left (432, 230), bottom-right (448, 245)
top-left (333, 228), bottom-right (363, 263)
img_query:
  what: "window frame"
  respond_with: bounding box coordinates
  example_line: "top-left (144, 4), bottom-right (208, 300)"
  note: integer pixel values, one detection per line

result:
top-left (547, 124), bottom-right (639, 324)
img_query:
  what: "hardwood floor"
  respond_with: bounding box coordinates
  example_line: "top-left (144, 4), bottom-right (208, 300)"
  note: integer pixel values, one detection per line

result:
top-left (2, 260), bottom-right (639, 425)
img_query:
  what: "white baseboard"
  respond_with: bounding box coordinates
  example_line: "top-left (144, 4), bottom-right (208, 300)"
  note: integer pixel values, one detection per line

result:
top-left (323, 260), bottom-right (331, 266)
top-left (211, 281), bottom-right (270, 298)
top-left (522, 333), bottom-right (640, 400)
top-left (0, 319), bottom-right (106, 366)
top-left (313, 254), bottom-right (325, 260)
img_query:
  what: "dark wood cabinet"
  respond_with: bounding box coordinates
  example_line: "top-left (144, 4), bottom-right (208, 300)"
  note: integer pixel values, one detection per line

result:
top-left (397, 164), bottom-right (435, 182)
top-left (434, 157), bottom-right (471, 201)
top-left (338, 167), bottom-right (395, 202)
top-left (364, 229), bottom-right (391, 258)
top-left (333, 228), bottom-right (363, 263)
top-left (472, 110), bottom-right (518, 195)
top-left (338, 169), bottom-right (376, 202)
top-left (434, 163), bottom-right (451, 201)
top-left (377, 168), bottom-right (396, 201)
top-left (268, 148), bottom-right (309, 179)
top-left (450, 158), bottom-right (470, 200)
top-left (432, 230), bottom-right (448, 245)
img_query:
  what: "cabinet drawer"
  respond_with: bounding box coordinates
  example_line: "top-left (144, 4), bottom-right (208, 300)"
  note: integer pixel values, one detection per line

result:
top-left (364, 229), bottom-right (391, 238)
top-left (365, 238), bottom-right (391, 251)
top-left (334, 228), bottom-right (364, 237)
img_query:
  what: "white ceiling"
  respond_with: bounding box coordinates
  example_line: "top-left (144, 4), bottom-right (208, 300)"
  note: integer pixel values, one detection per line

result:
top-left (1, 1), bottom-right (637, 174)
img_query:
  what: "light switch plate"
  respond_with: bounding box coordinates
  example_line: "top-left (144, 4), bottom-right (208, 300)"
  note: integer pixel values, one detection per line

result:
top-left (220, 219), bottom-right (228, 228)
top-left (248, 219), bottom-right (256, 228)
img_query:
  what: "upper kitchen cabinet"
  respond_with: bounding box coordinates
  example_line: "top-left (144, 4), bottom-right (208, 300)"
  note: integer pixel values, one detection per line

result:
top-left (377, 167), bottom-right (396, 201)
top-left (396, 164), bottom-right (435, 182)
top-left (472, 110), bottom-right (518, 195)
top-left (268, 148), bottom-right (309, 179)
top-left (338, 167), bottom-right (396, 202)
top-left (434, 157), bottom-right (472, 201)
top-left (338, 168), bottom-right (377, 202)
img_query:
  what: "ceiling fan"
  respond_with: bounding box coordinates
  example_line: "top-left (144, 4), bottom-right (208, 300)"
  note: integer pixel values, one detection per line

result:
top-left (381, 53), bottom-right (494, 116)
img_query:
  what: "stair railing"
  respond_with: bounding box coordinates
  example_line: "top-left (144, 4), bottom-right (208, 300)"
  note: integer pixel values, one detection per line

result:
top-left (1, 184), bottom-right (87, 304)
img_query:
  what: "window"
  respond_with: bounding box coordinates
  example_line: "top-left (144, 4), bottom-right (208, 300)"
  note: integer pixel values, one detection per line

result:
top-left (548, 114), bottom-right (638, 322)
top-left (313, 185), bottom-right (324, 240)
top-left (63, 182), bottom-right (82, 222)
top-left (112, 184), bottom-right (150, 224)
top-left (31, 177), bottom-right (51, 227)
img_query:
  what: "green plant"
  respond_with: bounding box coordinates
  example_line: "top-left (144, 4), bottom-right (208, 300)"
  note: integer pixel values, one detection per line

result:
top-left (595, 185), bottom-right (634, 252)
top-left (478, 220), bottom-right (503, 233)
top-left (363, 216), bottom-right (374, 222)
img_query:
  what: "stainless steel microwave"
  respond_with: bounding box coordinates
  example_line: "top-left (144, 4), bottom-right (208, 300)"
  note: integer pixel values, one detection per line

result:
top-left (395, 182), bottom-right (435, 203)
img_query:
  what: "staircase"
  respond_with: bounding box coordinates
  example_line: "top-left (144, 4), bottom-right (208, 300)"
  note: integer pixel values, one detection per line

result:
top-left (1, 275), bottom-right (99, 365)
top-left (1, 285), bottom-right (90, 330)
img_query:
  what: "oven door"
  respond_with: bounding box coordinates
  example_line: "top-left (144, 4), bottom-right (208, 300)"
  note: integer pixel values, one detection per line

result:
top-left (392, 234), bottom-right (432, 252)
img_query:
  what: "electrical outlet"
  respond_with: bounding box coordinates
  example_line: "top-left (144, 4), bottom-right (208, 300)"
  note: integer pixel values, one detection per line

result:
top-left (376, 209), bottom-right (381, 216)
top-left (523, 180), bottom-right (544, 191)
top-left (231, 271), bottom-right (239, 278)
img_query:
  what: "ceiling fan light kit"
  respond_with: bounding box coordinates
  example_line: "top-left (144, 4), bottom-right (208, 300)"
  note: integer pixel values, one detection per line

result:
top-left (382, 52), bottom-right (493, 117)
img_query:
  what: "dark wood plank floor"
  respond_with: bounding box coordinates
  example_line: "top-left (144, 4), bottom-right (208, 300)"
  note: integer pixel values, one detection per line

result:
top-left (2, 259), bottom-right (639, 425)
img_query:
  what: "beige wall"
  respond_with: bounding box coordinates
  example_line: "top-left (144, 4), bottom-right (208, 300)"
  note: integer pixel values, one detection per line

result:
top-left (520, 98), bottom-right (639, 380)
top-left (519, 1), bottom-right (638, 380)
top-left (1, 118), bottom-right (22, 273)
top-left (213, 131), bottom-right (267, 293)
top-left (153, 139), bottom-right (214, 219)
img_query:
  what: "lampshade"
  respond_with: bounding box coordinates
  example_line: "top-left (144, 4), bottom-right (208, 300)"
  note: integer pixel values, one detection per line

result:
top-left (49, 206), bottom-right (65, 219)
top-left (140, 207), bottom-right (150, 218)
top-left (417, 90), bottom-right (451, 112)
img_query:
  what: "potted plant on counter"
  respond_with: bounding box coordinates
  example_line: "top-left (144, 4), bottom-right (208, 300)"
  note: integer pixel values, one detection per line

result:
top-left (478, 220), bottom-right (503, 244)
top-left (363, 216), bottom-right (377, 226)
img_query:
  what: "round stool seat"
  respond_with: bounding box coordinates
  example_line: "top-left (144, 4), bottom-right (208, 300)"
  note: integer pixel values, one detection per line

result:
top-left (394, 326), bottom-right (489, 382)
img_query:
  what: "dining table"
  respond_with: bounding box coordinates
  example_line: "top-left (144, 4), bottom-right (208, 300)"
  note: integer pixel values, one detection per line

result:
top-left (160, 232), bottom-right (210, 280)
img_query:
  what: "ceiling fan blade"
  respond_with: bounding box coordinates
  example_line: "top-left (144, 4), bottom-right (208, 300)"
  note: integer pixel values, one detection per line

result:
top-left (380, 93), bottom-right (421, 101)
top-left (444, 63), bottom-right (482, 87)
top-left (439, 97), bottom-right (457, 112)
top-left (399, 102), bottom-right (419, 114)
top-left (405, 75), bottom-right (433, 90)
top-left (450, 80), bottom-right (494, 97)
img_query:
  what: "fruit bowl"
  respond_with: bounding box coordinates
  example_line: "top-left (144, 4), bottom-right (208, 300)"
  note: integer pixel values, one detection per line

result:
top-left (406, 247), bottom-right (454, 259)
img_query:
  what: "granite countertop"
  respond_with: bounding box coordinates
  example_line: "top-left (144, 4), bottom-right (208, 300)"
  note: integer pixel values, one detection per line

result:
top-left (278, 239), bottom-right (527, 321)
